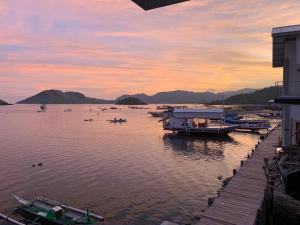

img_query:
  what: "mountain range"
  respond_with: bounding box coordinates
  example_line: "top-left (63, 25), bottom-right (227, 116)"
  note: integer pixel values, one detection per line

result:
top-left (209, 86), bottom-right (282, 105)
top-left (17, 90), bottom-right (114, 104)
top-left (0, 99), bottom-right (9, 105)
top-left (16, 88), bottom-right (256, 104)
top-left (115, 88), bottom-right (255, 104)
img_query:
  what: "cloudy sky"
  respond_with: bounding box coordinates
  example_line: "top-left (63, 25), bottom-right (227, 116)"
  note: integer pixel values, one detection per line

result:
top-left (1, 0), bottom-right (300, 102)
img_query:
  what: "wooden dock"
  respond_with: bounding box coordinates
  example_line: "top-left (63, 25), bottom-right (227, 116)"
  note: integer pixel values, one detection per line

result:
top-left (197, 127), bottom-right (281, 225)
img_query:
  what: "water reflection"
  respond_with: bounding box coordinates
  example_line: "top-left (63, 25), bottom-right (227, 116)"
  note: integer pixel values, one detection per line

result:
top-left (163, 134), bottom-right (236, 160)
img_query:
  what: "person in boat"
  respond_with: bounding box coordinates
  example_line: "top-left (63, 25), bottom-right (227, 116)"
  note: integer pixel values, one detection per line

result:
top-left (192, 121), bottom-right (197, 127)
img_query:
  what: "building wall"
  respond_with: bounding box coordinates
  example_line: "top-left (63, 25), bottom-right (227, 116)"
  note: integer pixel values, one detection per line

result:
top-left (285, 39), bottom-right (300, 96)
top-left (282, 37), bottom-right (300, 147)
top-left (290, 105), bottom-right (300, 145)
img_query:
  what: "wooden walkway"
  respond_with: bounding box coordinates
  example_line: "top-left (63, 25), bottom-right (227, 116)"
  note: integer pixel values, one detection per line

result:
top-left (197, 127), bottom-right (281, 225)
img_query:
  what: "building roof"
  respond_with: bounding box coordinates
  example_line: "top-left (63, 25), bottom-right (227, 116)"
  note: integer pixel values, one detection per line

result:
top-left (131, 0), bottom-right (189, 10)
top-left (173, 108), bottom-right (224, 119)
top-left (272, 24), bottom-right (300, 68)
top-left (174, 108), bottom-right (224, 113)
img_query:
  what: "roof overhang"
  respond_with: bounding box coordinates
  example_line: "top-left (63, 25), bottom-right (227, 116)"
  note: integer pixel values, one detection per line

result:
top-left (274, 96), bottom-right (300, 105)
top-left (131, 0), bottom-right (189, 10)
top-left (272, 25), bottom-right (300, 68)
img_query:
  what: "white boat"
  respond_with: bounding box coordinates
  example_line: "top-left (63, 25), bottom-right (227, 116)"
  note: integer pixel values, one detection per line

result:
top-left (236, 122), bottom-right (271, 131)
top-left (257, 111), bottom-right (282, 118)
top-left (161, 108), bottom-right (238, 135)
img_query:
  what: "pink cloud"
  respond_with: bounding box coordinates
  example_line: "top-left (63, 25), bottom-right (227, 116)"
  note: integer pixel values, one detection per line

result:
top-left (0, 0), bottom-right (298, 102)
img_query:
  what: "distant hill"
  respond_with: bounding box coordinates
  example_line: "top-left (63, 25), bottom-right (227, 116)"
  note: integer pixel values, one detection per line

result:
top-left (16, 88), bottom-right (257, 105)
top-left (209, 86), bottom-right (282, 105)
top-left (17, 90), bottom-right (114, 104)
top-left (116, 97), bottom-right (147, 105)
top-left (0, 99), bottom-right (9, 105)
top-left (115, 88), bottom-right (255, 104)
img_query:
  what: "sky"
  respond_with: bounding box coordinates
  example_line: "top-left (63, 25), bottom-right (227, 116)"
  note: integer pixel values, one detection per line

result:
top-left (0, 0), bottom-right (300, 103)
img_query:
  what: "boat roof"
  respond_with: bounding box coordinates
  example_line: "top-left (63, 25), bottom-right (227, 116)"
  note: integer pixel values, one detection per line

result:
top-left (174, 108), bottom-right (224, 113)
top-left (52, 206), bottom-right (63, 212)
top-left (172, 108), bottom-right (224, 119)
top-left (272, 24), bottom-right (300, 67)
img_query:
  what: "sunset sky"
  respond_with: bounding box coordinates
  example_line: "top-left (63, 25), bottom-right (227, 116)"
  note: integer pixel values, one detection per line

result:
top-left (1, 0), bottom-right (300, 102)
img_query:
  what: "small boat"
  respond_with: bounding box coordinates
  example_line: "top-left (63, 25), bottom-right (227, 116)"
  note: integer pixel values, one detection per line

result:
top-left (64, 109), bottom-right (72, 112)
top-left (37, 104), bottom-right (47, 112)
top-left (128, 106), bottom-right (149, 109)
top-left (110, 107), bottom-right (118, 110)
top-left (12, 195), bottom-right (104, 225)
top-left (41, 104), bottom-right (47, 110)
top-left (236, 122), bottom-right (271, 131)
top-left (224, 115), bottom-right (271, 131)
top-left (157, 105), bottom-right (173, 110)
top-left (257, 111), bottom-right (282, 118)
top-left (148, 111), bottom-right (166, 118)
top-left (107, 118), bottom-right (127, 123)
top-left (84, 119), bottom-right (93, 122)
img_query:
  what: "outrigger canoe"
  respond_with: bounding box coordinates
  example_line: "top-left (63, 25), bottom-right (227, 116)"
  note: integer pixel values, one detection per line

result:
top-left (13, 195), bottom-right (104, 225)
top-left (107, 119), bottom-right (127, 123)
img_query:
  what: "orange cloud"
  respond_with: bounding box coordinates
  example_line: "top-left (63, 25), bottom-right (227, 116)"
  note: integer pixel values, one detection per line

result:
top-left (0, 0), bottom-right (298, 102)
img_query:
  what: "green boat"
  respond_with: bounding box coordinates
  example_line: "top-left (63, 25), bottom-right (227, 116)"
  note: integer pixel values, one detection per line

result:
top-left (13, 195), bottom-right (104, 225)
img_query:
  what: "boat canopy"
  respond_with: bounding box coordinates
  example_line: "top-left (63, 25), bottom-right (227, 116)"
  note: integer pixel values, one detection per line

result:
top-left (51, 206), bottom-right (63, 212)
top-left (172, 108), bottom-right (224, 119)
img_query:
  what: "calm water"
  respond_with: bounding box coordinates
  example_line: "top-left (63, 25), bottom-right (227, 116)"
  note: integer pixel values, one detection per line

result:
top-left (0, 105), bottom-right (262, 225)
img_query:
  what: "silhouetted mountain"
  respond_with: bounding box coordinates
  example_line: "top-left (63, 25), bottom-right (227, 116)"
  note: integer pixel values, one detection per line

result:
top-left (115, 97), bottom-right (147, 105)
top-left (17, 90), bottom-right (114, 104)
top-left (116, 89), bottom-right (255, 104)
top-left (0, 99), bottom-right (9, 105)
top-left (209, 86), bottom-right (282, 105)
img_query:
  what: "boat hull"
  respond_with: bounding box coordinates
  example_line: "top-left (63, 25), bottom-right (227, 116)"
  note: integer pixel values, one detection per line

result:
top-left (164, 126), bottom-right (238, 135)
top-left (14, 207), bottom-right (67, 225)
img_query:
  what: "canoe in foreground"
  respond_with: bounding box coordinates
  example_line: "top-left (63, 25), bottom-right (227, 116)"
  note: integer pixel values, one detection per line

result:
top-left (13, 195), bottom-right (104, 225)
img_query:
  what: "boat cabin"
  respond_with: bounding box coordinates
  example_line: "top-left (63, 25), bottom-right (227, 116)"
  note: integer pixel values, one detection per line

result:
top-left (47, 206), bottom-right (63, 220)
top-left (162, 108), bottom-right (238, 134)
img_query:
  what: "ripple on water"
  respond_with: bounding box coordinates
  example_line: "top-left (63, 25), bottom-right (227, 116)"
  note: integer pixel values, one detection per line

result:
top-left (0, 105), bottom-right (261, 225)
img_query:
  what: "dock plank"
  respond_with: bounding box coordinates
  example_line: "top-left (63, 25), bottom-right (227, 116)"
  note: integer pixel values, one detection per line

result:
top-left (197, 127), bottom-right (280, 225)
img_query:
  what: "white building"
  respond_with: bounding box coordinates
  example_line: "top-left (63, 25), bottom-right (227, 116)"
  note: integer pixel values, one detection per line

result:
top-left (273, 25), bottom-right (300, 148)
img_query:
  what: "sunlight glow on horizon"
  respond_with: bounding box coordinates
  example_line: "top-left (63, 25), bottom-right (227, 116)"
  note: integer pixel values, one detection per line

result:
top-left (1, 0), bottom-right (300, 102)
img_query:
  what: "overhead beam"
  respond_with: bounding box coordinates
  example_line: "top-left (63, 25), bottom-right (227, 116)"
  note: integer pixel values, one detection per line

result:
top-left (131, 0), bottom-right (189, 10)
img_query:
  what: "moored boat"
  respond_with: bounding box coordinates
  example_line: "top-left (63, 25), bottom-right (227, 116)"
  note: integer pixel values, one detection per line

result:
top-left (161, 108), bottom-right (238, 135)
top-left (13, 195), bottom-right (104, 225)
top-left (148, 111), bottom-right (166, 117)
top-left (107, 118), bottom-right (127, 123)
top-left (37, 104), bottom-right (47, 112)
